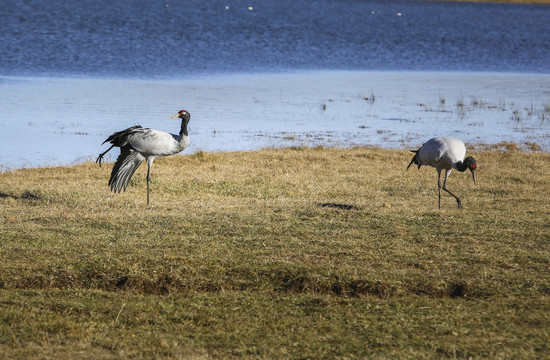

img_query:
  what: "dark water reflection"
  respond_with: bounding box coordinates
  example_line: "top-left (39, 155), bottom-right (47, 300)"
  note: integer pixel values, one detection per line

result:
top-left (1, 0), bottom-right (549, 77)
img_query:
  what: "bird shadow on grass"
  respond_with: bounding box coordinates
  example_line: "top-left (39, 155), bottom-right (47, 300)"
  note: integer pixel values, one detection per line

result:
top-left (316, 202), bottom-right (359, 210)
top-left (0, 190), bottom-right (44, 201)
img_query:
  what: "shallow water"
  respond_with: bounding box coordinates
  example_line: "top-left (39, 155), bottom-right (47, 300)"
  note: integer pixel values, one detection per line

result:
top-left (1, 71), bottom-right (548, 170)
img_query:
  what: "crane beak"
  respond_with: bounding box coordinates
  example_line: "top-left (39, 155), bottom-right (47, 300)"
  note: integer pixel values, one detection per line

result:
top-left (471, 170), bottom-right (476, 185)
top-left (169, 114), bottom-right (178, 119)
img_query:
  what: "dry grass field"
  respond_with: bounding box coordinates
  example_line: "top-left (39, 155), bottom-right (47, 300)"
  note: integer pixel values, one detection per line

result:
top-left (1, 146), bottom-right (549, 359)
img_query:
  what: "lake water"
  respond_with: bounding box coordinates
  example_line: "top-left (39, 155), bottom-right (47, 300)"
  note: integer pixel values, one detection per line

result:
top-left (2, 0), bottom-right (549, 76)
top-left (1, 0), bottom-right (550, 169)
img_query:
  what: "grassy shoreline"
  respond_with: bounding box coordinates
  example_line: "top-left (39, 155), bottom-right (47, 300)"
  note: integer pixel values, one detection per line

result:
top-left (1, 146), bottom-right (549, 358)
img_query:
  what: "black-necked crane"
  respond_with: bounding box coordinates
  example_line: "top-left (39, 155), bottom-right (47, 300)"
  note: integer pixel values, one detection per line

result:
top-left (407, 137), bottom-right (477, 209)
top-left (96, 110), bottom-right (191, 205)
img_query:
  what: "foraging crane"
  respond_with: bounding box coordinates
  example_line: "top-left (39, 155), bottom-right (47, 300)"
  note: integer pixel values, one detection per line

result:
top-left (96, 110), bottom-right (191, 205)
top-left (407, 137), bottom-right (477, 209)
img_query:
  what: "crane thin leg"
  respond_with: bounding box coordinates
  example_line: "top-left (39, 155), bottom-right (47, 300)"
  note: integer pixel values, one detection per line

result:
top-left (442, 170), bottom-right (462, 209)
top-left (437, 171), bottom-right (442, 209)
top-left (96, 145), bottom-right (115, 167)
top-left (146, 165), bottom-right (151, 205)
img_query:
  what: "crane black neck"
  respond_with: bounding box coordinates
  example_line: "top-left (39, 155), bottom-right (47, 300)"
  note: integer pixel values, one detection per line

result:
top-left (455, 161), bottom-right (468, 172)
top-left (456, 156), bottom-right (476, 172)
top-left (179, 117), bottom-right (189, 138)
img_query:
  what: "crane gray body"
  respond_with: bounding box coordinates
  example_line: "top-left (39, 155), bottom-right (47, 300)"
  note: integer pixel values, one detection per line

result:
top-left (407, 137), bottom-right (477, 209)
top-left (97, 110), bottom-right (190, 205)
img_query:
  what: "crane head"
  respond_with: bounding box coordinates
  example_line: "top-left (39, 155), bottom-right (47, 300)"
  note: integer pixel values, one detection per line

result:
top-left (169, 110), bottom-right (190, 120)
top-left (464, 156), bottom-right (477, 184)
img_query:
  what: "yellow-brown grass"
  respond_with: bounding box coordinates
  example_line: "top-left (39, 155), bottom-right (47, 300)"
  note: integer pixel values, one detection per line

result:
top-left (1, 147), bottom-right (549, 359)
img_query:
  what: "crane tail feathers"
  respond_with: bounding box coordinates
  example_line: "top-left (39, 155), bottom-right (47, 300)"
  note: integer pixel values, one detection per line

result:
top-left (407, 150), bottom-right (419, 170)
top-left (108, 146), bottom-right (145, 193)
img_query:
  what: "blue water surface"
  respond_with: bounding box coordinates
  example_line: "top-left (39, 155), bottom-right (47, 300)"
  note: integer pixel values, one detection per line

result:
top-left (1, 0), bottom-right (549, 77)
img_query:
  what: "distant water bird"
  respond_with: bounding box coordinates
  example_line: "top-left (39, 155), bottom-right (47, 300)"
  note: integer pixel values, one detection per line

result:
top-left (407, 137), bottom-right (477, 209)
top-left (96, 110), bottom-right (191, 205)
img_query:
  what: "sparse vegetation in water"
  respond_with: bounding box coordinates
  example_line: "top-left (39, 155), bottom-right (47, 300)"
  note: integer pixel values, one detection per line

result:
top-left (527, 102), bottom-right (536, 118)
top-left (456, 96), bottom-right (468, 118)
top-left (512, 108), bottom-right (523, 122)
top-left (1, 147), bottom-right (549, 359)
top-left (509, 102), bottom-right (550, 124)
top-left (417, 102), bottom-right (433, 112)
top-left (538, 102), bottom-right (550, 123)
top-left (364, 91), bottom-right (376, 104)
top-left (499, 98), bottom-right (507, 111)
top-left (471, 97), bottom-right (487, 108)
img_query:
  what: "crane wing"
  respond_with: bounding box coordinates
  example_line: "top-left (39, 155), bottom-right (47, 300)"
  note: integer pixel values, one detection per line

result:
top-left (108, 145), bottom-right (145, 193)
top-left (102, 125), bottom-right (143, 146)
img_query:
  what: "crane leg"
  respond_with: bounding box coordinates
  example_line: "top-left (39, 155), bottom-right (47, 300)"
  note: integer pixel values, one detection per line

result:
top-left (96, 145), bottom-right (115, 167)
top-left (442, 171), bottom-right (462, 209)
top-left (146, 164), bottom-right (151, 205)
top-left (437, 171), bottom-right (442, 209)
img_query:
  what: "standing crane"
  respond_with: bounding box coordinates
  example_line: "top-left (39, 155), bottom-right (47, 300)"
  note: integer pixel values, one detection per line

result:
top-left (407, 137), bottom-right (477, 209)
top-left (96, 110), bottom-right (191, 205)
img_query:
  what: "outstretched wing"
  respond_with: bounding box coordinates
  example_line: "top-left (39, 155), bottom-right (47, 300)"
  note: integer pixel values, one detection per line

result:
top-left (102, 125), bottom-right (143, 146)
top-left (108, 145), bottom-right (145, 193)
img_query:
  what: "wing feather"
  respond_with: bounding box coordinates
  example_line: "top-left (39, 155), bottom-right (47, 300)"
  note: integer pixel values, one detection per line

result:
top-left (102, 125), bottom-right (143, 146)
top-left (108, 145), bottom-right (145, 193)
